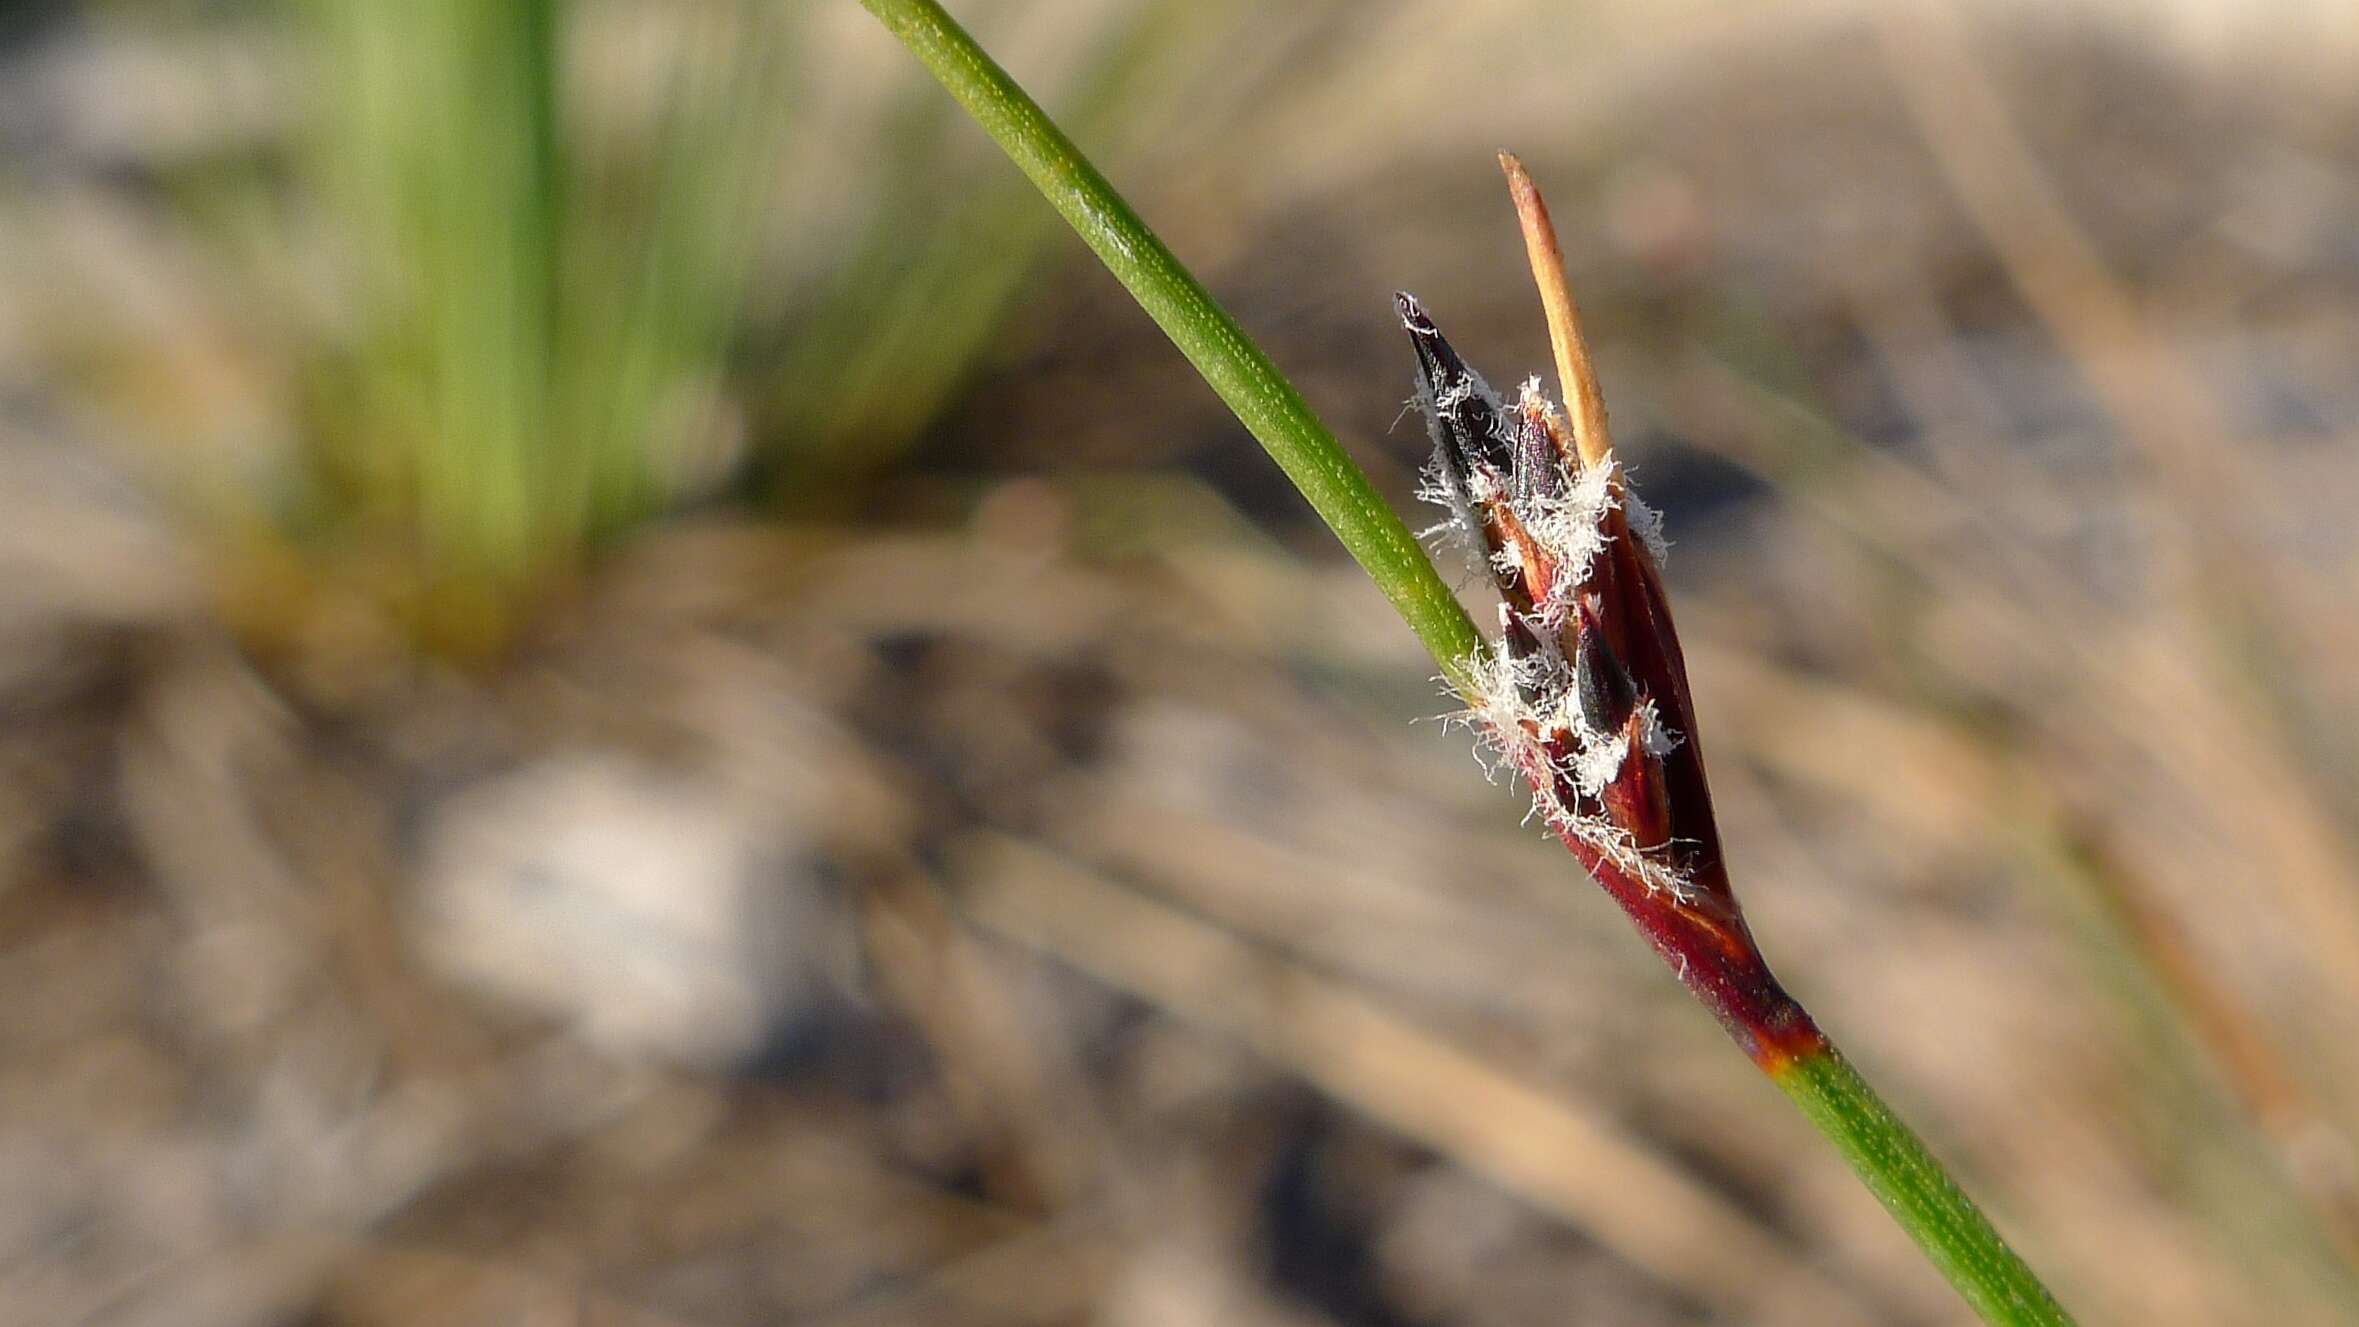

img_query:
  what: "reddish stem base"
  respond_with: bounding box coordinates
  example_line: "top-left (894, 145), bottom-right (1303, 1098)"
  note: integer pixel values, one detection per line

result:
top-left (1544, 819), bottom-right (1827, 1072)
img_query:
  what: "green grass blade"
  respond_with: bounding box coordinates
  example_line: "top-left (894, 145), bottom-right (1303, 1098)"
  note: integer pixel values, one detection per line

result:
top-left (859, 0), bottom-right (1483, 692)
top-left (1776, 1050), bottom-right (2073, 1326)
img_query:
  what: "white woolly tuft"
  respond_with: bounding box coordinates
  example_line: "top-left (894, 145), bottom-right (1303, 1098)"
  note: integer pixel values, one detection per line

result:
top-left (1413, 471), bottom-right (1479, 551)
top-left (1634, 698), bottom-right (1682, 758)
top-left (1624, 485), bottom-right (1671, 566)
top-left (1524, 771), bottom-right (1697, 902)
top-left (1511, 456), bottom-right (1616, 619)
top-left (1568, 732), bottom-right (1632, 798)
top-left (1433, 363), bottom-right (1507, 425)
top-left (1452, 647), bottom-right (1538, 782)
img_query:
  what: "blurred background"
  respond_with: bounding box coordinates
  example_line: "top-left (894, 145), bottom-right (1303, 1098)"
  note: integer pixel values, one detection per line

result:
top-left (3, 0), bottom-right (2359, 1323)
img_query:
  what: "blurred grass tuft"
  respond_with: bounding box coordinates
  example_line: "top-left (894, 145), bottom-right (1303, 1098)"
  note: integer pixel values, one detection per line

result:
top-left (200, 0), bottom-right (1213, 659)
top-left (273, 0), bottom-right (788, 655)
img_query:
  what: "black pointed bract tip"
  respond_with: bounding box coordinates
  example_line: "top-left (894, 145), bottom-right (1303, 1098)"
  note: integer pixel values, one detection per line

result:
top-left (1573, 599), bottom-right (1640, 735)
top-left (1394, 290), bottom-right (1468, 397)
top-left (1394, 291), bottom-right (1511, 481)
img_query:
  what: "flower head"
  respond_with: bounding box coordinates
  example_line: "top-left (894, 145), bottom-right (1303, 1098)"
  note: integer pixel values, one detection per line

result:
top-left (1399, 204), bottom-right (1822, 1067)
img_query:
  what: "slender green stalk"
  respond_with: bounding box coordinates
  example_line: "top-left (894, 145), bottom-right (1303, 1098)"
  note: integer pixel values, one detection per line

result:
top-left (860, 1), bottom-right (2072, 1321)
top-left (859, 0), bottom-right (1482, 693)
top-left (1775, 1049), bottom-right (2070, 1325)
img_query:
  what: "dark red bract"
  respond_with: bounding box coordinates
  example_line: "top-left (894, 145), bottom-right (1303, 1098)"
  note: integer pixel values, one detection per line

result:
top-left (1398, 296), bottom-right (1824, 1069)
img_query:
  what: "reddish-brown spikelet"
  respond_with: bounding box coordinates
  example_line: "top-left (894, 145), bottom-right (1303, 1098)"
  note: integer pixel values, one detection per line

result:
top-left (1395, 159), bottom-right (1826, 1071)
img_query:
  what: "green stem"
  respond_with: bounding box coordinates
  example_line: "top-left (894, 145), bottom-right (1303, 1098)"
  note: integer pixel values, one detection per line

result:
top-left (859, 0), bottom-right (1483, 693)
top-left (860, 1), bottom-right (2073, 1322)
top-left (1775, 1048), bottom-right (2073, 1325)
